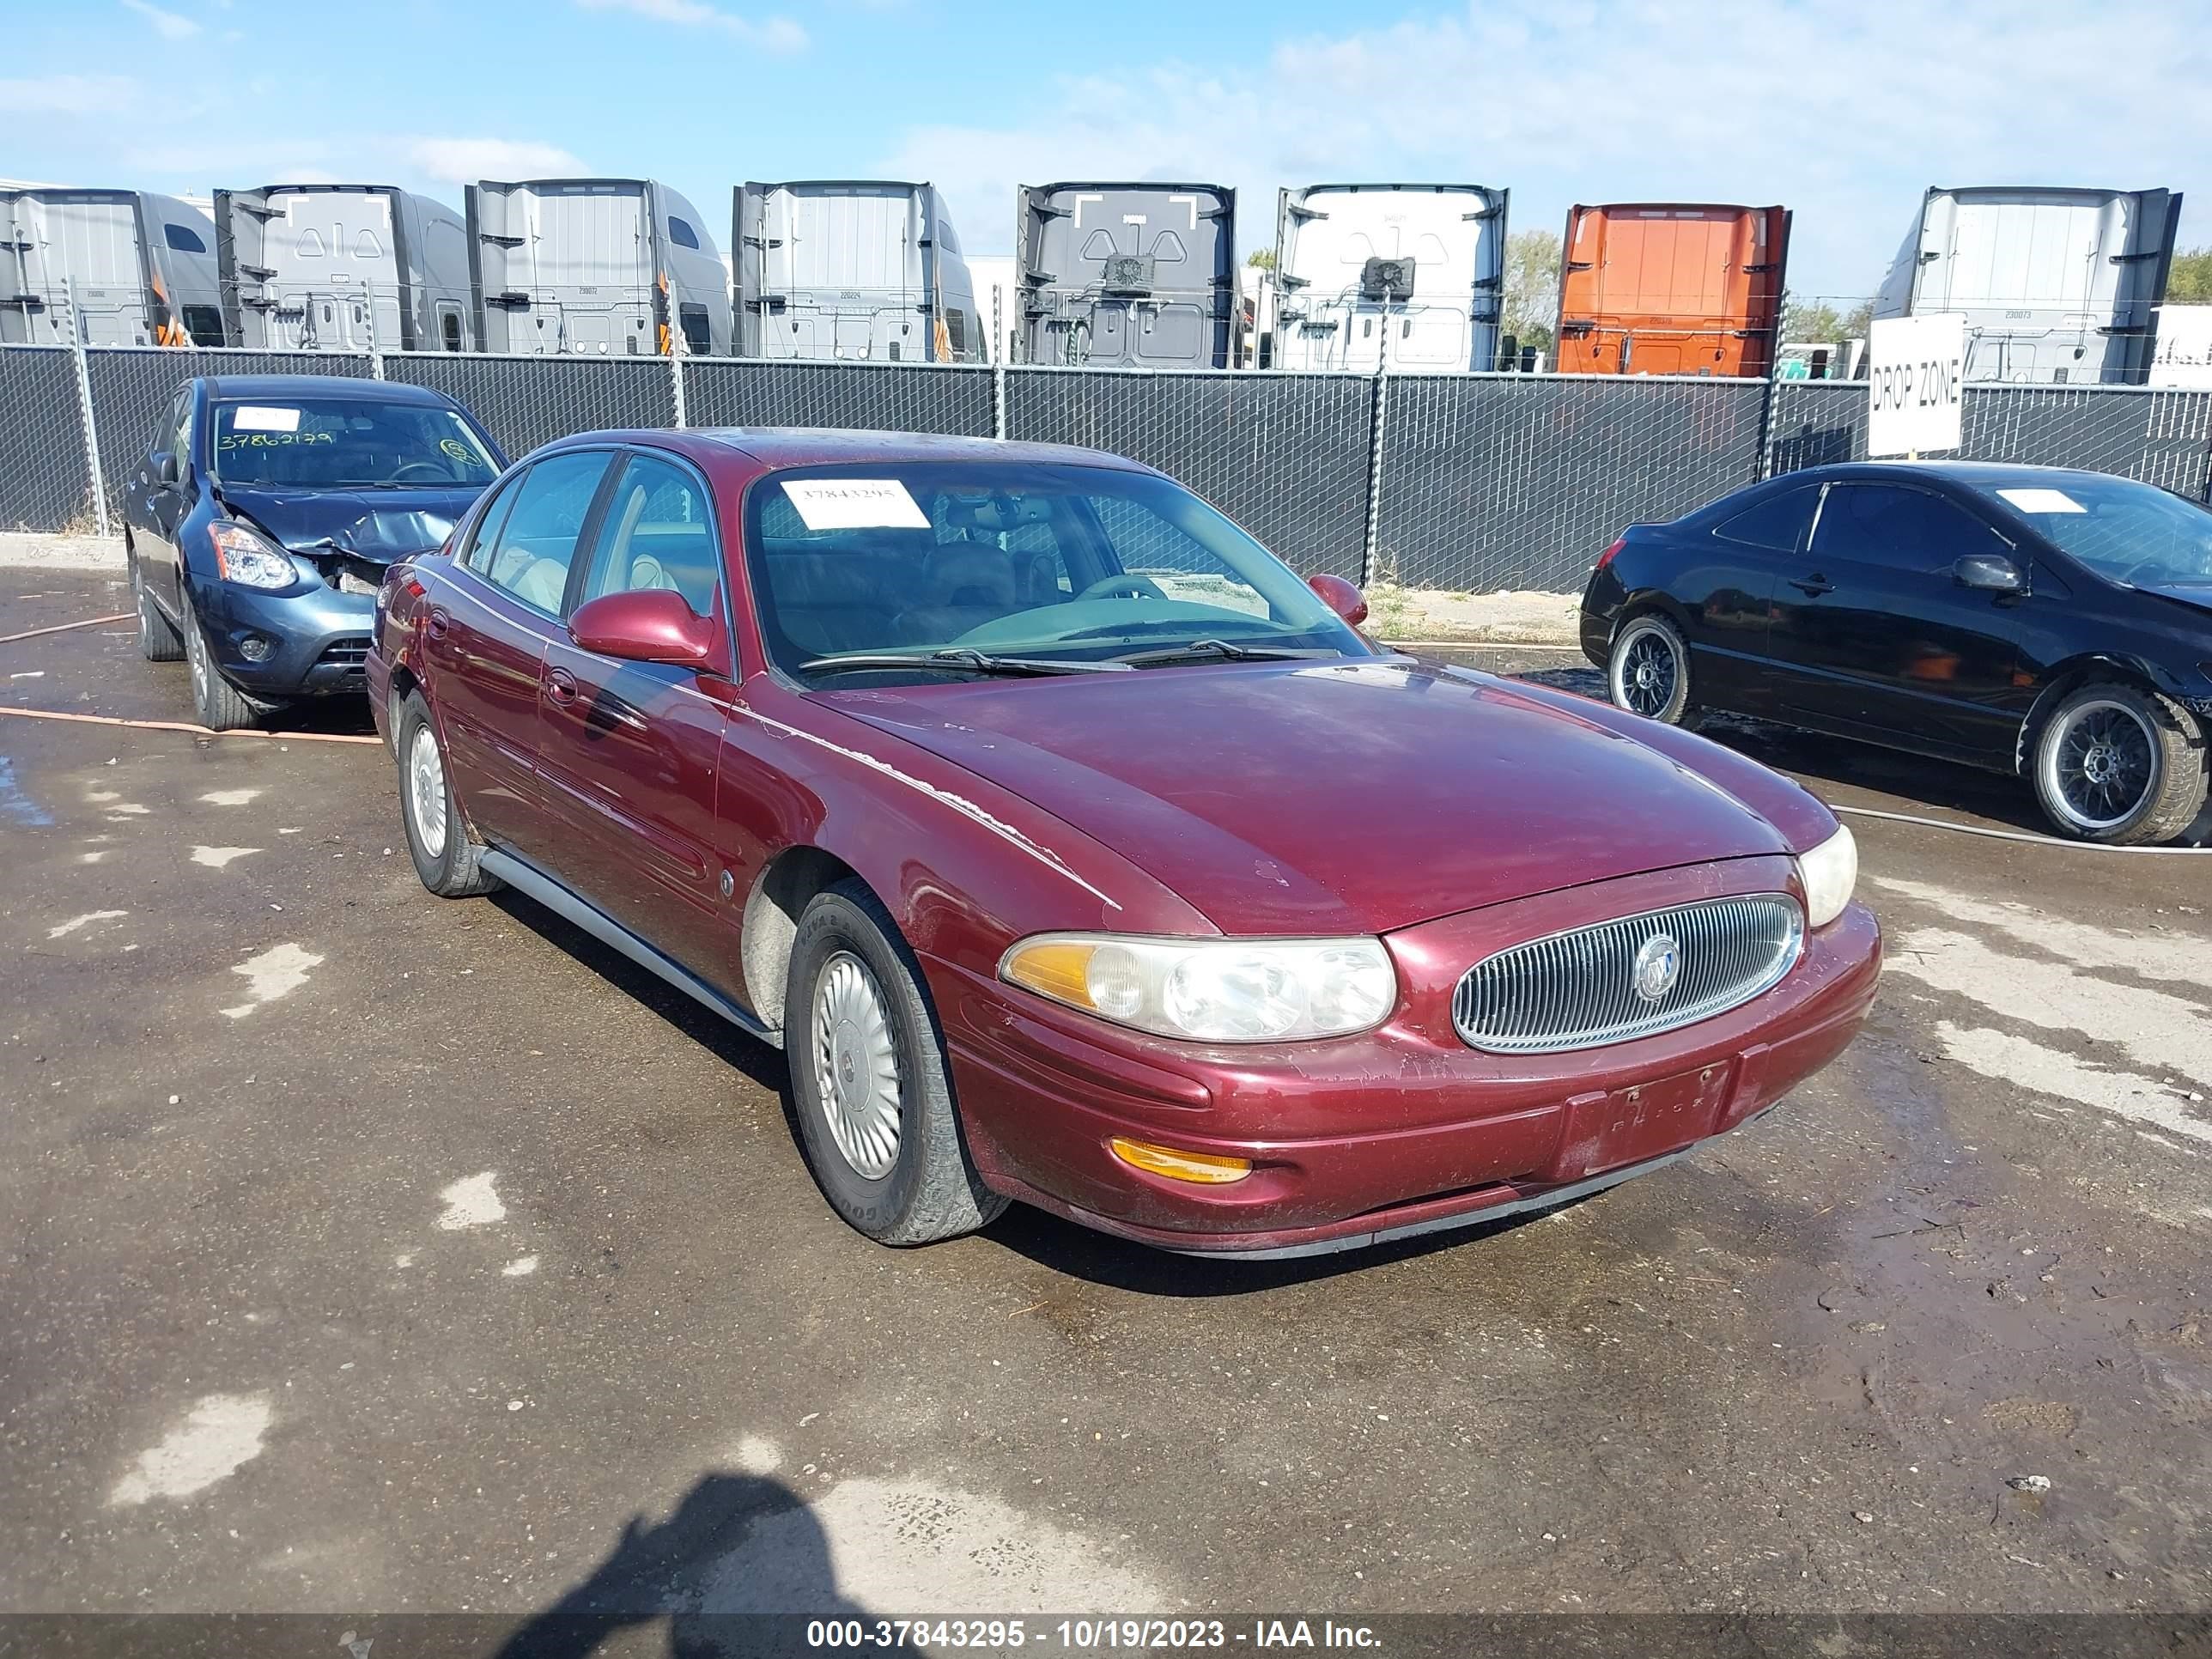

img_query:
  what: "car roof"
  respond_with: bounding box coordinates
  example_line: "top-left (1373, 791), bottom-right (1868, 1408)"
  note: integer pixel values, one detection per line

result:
top-left (1779, 459), bottom-right (2140, 491)
top-left (198, 374), bottom-right (459, 405)
top-left (540, 426), bottom-right (1157, 475)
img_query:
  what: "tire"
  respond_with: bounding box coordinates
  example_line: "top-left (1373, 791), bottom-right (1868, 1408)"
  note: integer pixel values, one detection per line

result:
top-left (2031, 683), bottom-right (2207, 846)
top-left (394, 690), bottom-right (501, 897)
top-left (179, 584), bottom-right (263, 732)
top-left (786, 878), bottom-right (1007, 1246)
top-left (130, 544), bottom-right (184, 662)
top-left (1607, 613), bottom-right (1698, 726)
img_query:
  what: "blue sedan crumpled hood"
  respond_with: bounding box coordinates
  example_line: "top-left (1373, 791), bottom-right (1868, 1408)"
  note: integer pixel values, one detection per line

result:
top-left (213, 483), bottom-right (485, 566)
top-left (2136, 580), bottom-right (2212, 622)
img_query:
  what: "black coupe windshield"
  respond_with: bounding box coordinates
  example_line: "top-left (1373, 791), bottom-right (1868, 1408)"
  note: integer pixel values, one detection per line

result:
top-left (746, 461), bottom-right (1373, 683)
top-left (209, 398), bottom-right (500, 490)
top-left (1981, 474), bottom-right (2212, 588)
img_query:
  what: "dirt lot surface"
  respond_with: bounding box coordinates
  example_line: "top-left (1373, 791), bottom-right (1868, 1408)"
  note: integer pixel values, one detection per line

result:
top-left (3, 570), bottom-right (2208, 1646)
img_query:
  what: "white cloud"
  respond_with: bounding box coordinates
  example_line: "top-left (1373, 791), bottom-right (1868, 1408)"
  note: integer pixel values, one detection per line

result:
top-left (574, 0), bottom-right (805, 52)
top-left (409, 137), bottom-right (587, 185)
top-left (885, 0), bottom-right (2212, 296)
top-left (0, 74), bottom-right (137, 115)
top-left (120, 0), bottom-right (201, 40)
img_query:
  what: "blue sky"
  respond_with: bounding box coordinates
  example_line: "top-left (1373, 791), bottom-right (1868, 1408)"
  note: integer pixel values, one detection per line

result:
top-left (5, 0), bottom-right (2209, 301)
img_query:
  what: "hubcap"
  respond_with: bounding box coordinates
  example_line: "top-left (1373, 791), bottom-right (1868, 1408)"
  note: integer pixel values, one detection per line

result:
top-left (2044, 700), bottom-right (2157, 831)
top-left (811, 951), bottom-right (901, 1180)
top-left (1614, 629), bottom-right (1678, 719)
top-left (185, 611), bottom-right (210, 705)
top-left (408, 726), bottom-right (449, 859)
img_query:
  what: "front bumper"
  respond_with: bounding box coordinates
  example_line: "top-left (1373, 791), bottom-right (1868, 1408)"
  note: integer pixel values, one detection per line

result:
top-left (189, 577), bottom-right (376, 700)
top-left (934, 860), bottom-right (1881, 1255)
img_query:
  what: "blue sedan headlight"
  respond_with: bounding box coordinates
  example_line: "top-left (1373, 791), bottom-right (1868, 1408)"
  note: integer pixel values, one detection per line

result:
top-left (208, 522), bottom-right (299, 590)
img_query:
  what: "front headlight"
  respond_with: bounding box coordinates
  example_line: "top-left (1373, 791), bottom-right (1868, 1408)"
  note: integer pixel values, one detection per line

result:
top-left (1796, 823), bottom-right (1858, 929)
top-left (1000, 934), bottom-right (1398, 1042)
top-left (208, 521), bottom-right (300, 590)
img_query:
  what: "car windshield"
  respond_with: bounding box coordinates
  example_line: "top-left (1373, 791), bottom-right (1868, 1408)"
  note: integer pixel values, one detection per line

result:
top-left (209, 398), bottom-right (500, 490)
top-left (1979, 473), bottom-right (2212, 588)
top-left (744, 460), bottom-right (1374, 681)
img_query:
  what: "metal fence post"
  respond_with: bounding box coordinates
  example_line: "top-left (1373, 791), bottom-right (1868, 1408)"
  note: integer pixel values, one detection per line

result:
top-left (61, 278), bottom-right (110, 538)
top-left (1754, 365), bottom-right (1782, 481)
top-left (993, 362), bottom-right (1008, 440)
top-left (670, 336), bottom-right (689, 430)
top-left (1358, 362), bottom-right (1389, 587)
top-left (364, 285), bottom-right (385, 380)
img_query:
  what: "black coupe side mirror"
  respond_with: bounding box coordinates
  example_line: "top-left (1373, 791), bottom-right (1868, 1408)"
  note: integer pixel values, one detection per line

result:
top-left (1954, 553), bottom-right (2025, 594)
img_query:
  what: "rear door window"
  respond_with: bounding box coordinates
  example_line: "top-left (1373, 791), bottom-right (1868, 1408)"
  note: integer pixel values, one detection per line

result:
top-left (1814, 484), bottom-right (2010, 573)
top-left (479, 452), bottom-right (614, 614)
top-left (577, 453), bottom-right (720, 617)
top-left (1714, 487), bottom-right (1819, 554)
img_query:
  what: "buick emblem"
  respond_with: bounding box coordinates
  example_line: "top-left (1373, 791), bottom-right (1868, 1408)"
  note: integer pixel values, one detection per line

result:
top-left (1632, 933), bottom-right (1681, 1003)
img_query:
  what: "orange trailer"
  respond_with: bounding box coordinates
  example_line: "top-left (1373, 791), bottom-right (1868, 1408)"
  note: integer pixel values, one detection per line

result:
top-left (1555, 204), bottom-right (1790, 377)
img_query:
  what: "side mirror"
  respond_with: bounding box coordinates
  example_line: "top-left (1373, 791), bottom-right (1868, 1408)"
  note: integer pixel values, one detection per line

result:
top-left (1307, 572), bottom-right (1369, 629)
top-left (568, 589), bottom-right (720, 666)
top-left (1954, 553), bottom-right (2026, 595)
top-left (155, 451), bottom-right (179, 486)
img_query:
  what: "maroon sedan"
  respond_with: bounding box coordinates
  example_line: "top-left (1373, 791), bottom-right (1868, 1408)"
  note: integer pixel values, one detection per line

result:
top-left (368, 429), bottom-right (1879, 1258)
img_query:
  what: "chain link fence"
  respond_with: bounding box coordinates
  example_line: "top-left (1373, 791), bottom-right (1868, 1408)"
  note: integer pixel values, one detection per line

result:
top-left (383, 351), bottom-right (677, 459)
top-left (0, 347), bottom-right (93, 532)
top-left (1374, 374), bottom-right (1771, 591)
top-left (686, 360), bottom-right (994, 437)
top-left (1768, 380), bottom-right (2212, 499)
top-left (14, 337), bottom-right (2212, 591)
top-left (1004, 369), bottom-right (1375, 580)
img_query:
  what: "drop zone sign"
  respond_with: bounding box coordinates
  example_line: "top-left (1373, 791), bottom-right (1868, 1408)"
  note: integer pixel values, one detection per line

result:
top-left (1867, 313), bottom-right (1964, 457)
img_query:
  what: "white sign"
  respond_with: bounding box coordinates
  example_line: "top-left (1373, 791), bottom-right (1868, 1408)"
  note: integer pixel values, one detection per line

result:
top-left (1866, 313), bottom-right (1963, 457)
top-left (232, 406), bottom-right (301, 432)
top-left (779, 477), bottom-right (929, 532)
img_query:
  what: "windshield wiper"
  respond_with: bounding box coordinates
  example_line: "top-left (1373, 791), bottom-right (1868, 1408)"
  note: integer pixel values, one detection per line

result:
top-left (799, 648), bottom-right (1132, 679)
top-left (1116, 638), bottom-right (1338, 667)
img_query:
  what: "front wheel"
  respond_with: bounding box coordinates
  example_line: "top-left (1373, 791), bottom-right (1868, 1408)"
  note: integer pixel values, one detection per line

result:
top-left (786, 878), bottom-right (1006, 1246)
top-left (179, 585), bottom-right (263, 732)
top-left (2031, 684), bottom-right (2207, 845)
top-left (1607, 614), bottom-right (1698, 726)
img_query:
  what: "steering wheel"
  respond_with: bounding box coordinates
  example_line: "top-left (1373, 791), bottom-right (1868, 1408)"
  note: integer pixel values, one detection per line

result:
top-left (1073, 574), bottom-right (1166, 603)
top-left (388, 460), bottom-right (451, 484)
top-left (2112, 557), bottom-right (2174, 587)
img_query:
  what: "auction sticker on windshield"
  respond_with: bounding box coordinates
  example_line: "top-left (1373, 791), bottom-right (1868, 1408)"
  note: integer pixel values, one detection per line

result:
top-left (1996, 487), bottom-right (2087, 514)
top-left (781, 477), bottom-right (930, 532)
top-left (232, 406), bottom-right (301, 433)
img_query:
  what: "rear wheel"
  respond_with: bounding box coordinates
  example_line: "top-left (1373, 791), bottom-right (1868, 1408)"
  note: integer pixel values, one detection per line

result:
top-left (131, 546), bottom-right (184, 662)
top-left (1607, 614), bottom-right (1698, 727)
top-left (2031, 684), bottom-right (2206, 845)
top-left (179, 585), bottom-right (262, 732)
top-left (394, 690), bottom-right (500, 897)
top-left (786, 878), bottom-right (1006, 1246)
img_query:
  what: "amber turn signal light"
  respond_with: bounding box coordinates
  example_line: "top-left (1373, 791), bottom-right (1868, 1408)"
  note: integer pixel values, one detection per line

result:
top-left (1108, 1137), bottom-right (1254, 1185)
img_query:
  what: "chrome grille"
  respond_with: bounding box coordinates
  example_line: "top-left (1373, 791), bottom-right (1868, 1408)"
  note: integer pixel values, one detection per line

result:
top-left (1452, 895), bottom-right (1803, 1054)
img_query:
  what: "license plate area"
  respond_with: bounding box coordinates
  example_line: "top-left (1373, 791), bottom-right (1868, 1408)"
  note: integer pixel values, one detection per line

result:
top-left (1550, 1060), bottom-right (1735, 1182)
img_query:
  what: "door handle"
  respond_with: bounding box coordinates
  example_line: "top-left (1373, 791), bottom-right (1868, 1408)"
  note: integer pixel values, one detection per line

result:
top-left (1790, 574), bottom-right (1836, 597)
top-left (546, 667), bottom-right (578, 707)
top-left (425, 607), bottom-right (450, 640)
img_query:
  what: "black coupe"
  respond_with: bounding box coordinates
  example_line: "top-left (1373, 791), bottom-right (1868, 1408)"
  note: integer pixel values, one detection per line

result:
top-left (1580, 462), bottom-right (2212, 844)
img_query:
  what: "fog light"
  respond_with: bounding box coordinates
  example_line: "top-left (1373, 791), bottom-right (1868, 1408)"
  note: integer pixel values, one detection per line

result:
top-left (239, 635), bottom-right (273, 663)
top-left (1108, 1137), bottom-right (1253, 1185)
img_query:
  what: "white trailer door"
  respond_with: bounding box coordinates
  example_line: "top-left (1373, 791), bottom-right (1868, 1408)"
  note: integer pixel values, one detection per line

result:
top-left (530, 187), bottom-right (654, 354)
top-left (11, 197), bottom-right (151, 345)
top-left (258, 192), bottom-right (403, 350)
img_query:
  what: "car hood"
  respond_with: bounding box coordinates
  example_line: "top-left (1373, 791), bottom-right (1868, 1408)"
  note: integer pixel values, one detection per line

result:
top-left (825, 658), bottom-right (1818, 935)
top-left (214, 483), bottom-right (484, 566)
top-left (2136, 580), bottom-right (2212, 622)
